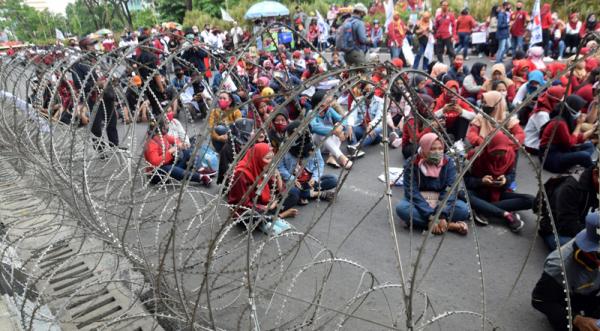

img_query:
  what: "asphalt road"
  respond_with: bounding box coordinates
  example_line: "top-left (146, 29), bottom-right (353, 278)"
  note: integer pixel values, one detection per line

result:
top-left (100, 55), bottom-right (560, 330)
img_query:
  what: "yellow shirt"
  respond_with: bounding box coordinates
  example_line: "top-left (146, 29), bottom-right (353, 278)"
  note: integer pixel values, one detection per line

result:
top-left (208, 107), bottom-right (242, 140)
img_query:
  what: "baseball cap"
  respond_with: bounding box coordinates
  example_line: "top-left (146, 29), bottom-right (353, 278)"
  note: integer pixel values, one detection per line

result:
top-left (575, 213), bottom-right (600, 253)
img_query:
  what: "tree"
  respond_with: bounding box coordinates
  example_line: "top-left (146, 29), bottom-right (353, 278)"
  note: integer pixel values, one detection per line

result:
top-left (155, 0), bottom-right (186, 22)
top-left (0, 0), bottom-right (67, 42)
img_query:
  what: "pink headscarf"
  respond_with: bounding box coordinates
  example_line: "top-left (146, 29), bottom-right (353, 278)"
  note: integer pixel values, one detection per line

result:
top-left (417, 133), bottom-right (446, 178)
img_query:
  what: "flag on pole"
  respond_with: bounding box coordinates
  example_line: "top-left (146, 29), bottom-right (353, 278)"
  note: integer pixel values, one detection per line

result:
top-left (55, 29), bottom-right (65, 41)
top-left (384, 0), bottom-right (395, 32)
top-left (220, 8), bottom-right (235, 22)
top-left (316, 11), bottom-right (330, 42)
top-left (530, 0), bottom-right (543, 44)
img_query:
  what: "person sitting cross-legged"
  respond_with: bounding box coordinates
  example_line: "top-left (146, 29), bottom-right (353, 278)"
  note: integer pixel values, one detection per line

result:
top-left (396, 133), bottom-right (470, 235)
top-left (278, 121), bottom-right (339, 206)
top-left (465, 132), bottom-right (534, 232)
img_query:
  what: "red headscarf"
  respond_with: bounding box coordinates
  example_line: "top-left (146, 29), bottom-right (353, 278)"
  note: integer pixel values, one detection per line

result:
top-left (541, 3), bottom-right (551, 16)
top-left (469, 132), bottom-right (516, 201)
top-left (234, 143), bottom-right (272, 203)
top-left (532, 85), bottom-right (566, 115)
top-left (546, 62), bottom-right (567, 79)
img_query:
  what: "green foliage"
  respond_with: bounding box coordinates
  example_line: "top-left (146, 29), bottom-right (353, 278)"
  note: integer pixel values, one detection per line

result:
top-left (0, 0), bottom-right (67, 42)
top-left (132, 8), bottom-right (158, 28)
top-left (156, 0), bottom-right (186, 22)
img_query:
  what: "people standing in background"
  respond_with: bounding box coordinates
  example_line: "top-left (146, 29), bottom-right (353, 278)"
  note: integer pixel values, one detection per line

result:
top-left (388, 13), bottom-right (407, 60)
top-left (509, 1), bottom-right (529, 56)
top-left (433, 0), bottom-right (457, 63)
top-left (455, 8), bottom-right (477, 60)
top-left (413, 11), bottom-right (432, 70)
top-left (540, 3), bottom-right (553, 56)
top-left (230, 22), bottom-right (244, 49)
top-left (486, 5), bottom-right (500, 59)
top-left (495, 5), bottom-right (510, 63)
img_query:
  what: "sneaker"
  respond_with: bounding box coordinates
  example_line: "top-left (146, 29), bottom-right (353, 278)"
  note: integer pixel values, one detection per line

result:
top-left (198, 167), bottom-right (217, 177)
top-left (350, 150), bottom-right (366, 159)
top-left (506, 212), bottom-right (524, 233)
top-left (347, 143), bottom-right (359, 153)
top-left (474, 213), bottom-right (489, 226)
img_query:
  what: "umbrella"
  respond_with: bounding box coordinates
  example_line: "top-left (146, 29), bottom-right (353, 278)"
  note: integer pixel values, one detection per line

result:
top-left (244, 1), bottom-right (289, 20)
top-left (96, 28), bottom-right (113, 36)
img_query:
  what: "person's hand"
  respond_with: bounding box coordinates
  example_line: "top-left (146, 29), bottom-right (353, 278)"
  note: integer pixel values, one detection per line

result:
top-left (482, 175), bottom-right (494, 186)
top-left (577, 113), bottom-right (587, 125)
top-left (308, 178), bottom-right (315, 188)
top-left (345, 126), bottom-right (353, 140)
top-left (168, 146), bottom-right (177, 155)
top-left (495, 175), bottom-right (507, 187)
top-left (219, 133), bottom-right (228, 142)
top-left (294, 179), bottom-right (302, 189)
top-left (573, 315), bottom-right (600, 331)
top-left (267, 199), bottom-right (280, 210)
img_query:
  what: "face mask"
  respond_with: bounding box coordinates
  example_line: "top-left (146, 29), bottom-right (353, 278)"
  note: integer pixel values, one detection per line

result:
top-left (516, 6), bottom-right (522, 10)
top-left (274, 123), bottom-right (287, 132)
top-left (482, 105), bottom-right (495, 115)
top-left (527, 83), bottom-right (538, 94)
top-left (218, 99), bottom-right (231, 109)
top-left (426, 152), bottom-right (443, 165)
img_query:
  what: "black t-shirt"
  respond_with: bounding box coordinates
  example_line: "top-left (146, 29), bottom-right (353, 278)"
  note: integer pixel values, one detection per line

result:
top-left (71, 61), bottom-right (97, 95)
top-left (136, 50), bottom-right (159, 91)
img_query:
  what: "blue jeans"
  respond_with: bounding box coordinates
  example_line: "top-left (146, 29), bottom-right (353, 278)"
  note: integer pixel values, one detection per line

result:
top-left (413, 38), bottom-right (429, 70)
top-left (211, 125), bottom-right (229, 152)
top-left (153, 149), bottom-right (202, 184)
top-left (511, 35), bottom-right (524, 55)
top-left (542, 234), bottom-right (572, 251)
top-left (395, 199), bottom-right (470, 229)
top-left (542, 142), bottom-right (594, 173)
top-left (352, 125), bottom-right (382, 146)
top-left (390, 46), bottom-right (401, 59)
top-left (456, 32), bottom-right (470, 57)
top-left (549, 39), bottom-right (565, 58)
top-left (495, 38), bottom-right (508, 63)
top-left (299, 174), bottom-right (338, 199)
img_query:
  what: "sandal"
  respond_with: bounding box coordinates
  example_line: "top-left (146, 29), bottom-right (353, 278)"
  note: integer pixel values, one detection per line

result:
top-left (326, 156), bottom-right (340, 168)
top-left (298, 198), bottom-right (309, 206)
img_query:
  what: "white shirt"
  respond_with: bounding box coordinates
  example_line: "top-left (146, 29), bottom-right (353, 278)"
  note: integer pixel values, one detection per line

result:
top-left (524, 111), bottom-right (550, 150)
top-left (168, 119), bottom-right (190, 145)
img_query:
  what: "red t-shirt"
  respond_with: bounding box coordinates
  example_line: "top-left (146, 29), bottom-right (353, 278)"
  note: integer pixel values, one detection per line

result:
top-left (456, 15), bottom-right (477, 33)
top-left (510, 10), bottom-right (528, 36)
top-left (540, 120), bottom-right (583, 150)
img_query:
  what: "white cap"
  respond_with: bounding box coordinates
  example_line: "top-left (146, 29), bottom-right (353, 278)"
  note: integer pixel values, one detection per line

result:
top-left (353, 3), bottom-right (368, 14)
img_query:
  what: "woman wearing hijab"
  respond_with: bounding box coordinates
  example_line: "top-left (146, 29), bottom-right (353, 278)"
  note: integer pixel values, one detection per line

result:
top-left (396, 133), bottom-right (470, 235)
top-left (467, 91), bottom-right (524, 150)
top-left (413, 11), bottom-right (433, 70)
top-left (462, 62), bottom-right (487, 104)
top-left (278, 122), bottom-right (338, 205)
top-left (434, 80), bottom-right (475, 145)
top-left (523, 86), bottom-right (566, 154)
top-left (465, 132), bottom-right (533, 231)
top-left (513, 70), bottom-right (547, 124)
top-left (228, 143), bottom-right (300, 234)
top-left (268, 111), bottom-right (289, 153)
top-left (578, 13), bottom-right (600, 38)
top-left (482, 63), bottom-right (516, 103)
top-left (539, 95), bottom-right (597, 173)
top-left (402, 94), bottom-right (435, 159)
top-left (511, 59), bottom-right (532, 90)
